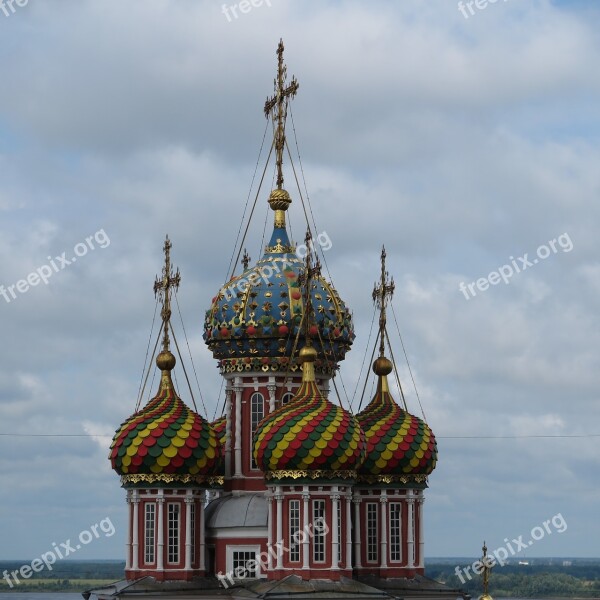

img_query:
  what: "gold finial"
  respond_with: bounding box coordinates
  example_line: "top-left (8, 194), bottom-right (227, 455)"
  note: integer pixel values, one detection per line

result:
top-left (153, 235), bottom-right (181, 367)
top-left (372, 246), bottom-right (395, 359)
top-left (264, 39), bottom-right (299, 191)
top-left (479, 541), bottom-right (494, 600)
top-left (241, 248), bottom-right (251, 270)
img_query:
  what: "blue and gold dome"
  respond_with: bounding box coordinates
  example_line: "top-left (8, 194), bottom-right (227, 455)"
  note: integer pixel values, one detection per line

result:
top-left (203, 189), bottom-right (354, 375)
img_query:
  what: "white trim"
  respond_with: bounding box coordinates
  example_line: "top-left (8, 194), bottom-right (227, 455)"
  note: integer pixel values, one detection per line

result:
top-left (226, 544), bottom-right (265, 580)
top-left (206, 526), bottom-right (268, 539)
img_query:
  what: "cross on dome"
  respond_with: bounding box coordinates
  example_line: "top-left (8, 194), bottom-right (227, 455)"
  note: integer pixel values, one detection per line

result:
top-left (372, 246), bottom-right (395, 358)
top-left (264, 38), bottom-right (299, 191)
top-left (153, 235), bottom-right (181, 355)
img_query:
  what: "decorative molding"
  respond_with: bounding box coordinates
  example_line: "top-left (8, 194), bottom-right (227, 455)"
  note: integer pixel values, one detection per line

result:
top-left (265, 469), bottom-right (358, 481)
top-left (357, 474), bottom-right (428, 485)
top-left (121, 474), bottom-right (224, 486)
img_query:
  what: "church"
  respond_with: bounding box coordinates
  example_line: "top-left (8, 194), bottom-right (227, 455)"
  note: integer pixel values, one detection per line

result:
top-left (88, 41), bottom-right (466, 600)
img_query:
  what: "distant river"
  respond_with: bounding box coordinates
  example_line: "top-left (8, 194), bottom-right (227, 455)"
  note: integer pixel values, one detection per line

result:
top-left (0, 595), bottom-right (82, 599)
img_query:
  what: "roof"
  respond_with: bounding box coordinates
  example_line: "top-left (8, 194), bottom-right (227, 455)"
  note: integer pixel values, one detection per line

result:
top-left (205, 493), bottom-right (268, 529)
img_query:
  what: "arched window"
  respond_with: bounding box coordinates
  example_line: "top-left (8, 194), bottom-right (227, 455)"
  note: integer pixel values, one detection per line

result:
top-left (250, 392), bottom-right (264, 469)
top-left (281, 392), bottom-right (294, 406)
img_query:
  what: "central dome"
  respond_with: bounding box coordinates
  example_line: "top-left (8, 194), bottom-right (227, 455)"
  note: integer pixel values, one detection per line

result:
top-left (203, 189), bottom-right (354, 375)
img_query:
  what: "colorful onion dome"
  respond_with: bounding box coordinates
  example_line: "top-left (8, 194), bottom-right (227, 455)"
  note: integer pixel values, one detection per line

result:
top-left (109, 350), bottom-right (223, 485)
top-left (253, 343), bottom-right (366, 480)
top-left (356, 357), bottom-right (437, 480)
top-left (203, 189), bottom-right (354, 376)
top-left (211, 415), bottom-right (227, 446)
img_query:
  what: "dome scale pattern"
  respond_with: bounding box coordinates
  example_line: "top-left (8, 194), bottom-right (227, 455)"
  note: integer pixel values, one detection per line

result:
top-left (356, 373), bottom-right (437, 479)
top-left (253, 378), bottom-right (366, 479)
top-left (109, 368), bottom-right (223, 485)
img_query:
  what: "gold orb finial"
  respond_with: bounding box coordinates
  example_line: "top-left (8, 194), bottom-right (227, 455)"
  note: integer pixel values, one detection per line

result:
top-left (299, 345), bottom-right (317, 364)
top-left (156, 350), bottom-right (176, 371)
top-left (268, 188), bottom-right (292, 211)
top-left (373, 356), bottom-right (393, 376)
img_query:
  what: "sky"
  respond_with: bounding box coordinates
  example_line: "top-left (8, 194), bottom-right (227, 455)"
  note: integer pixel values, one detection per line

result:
top-left (0, 0), bottom-right (599, 562)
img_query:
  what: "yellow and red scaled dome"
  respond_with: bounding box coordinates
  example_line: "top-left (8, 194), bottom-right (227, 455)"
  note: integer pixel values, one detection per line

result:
top-left (109, 351), bottom-right (223, 483)
top-left (253, 345), bottom-right (366, 479)
top-left (356, 357), bottom-right (437, 479)
top-left (211, 414), bottom-right (227, 446)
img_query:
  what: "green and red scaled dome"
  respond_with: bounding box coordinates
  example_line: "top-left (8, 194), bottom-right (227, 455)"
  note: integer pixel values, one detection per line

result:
top-left (109, 350), bottom-right (223, 485)
top-left (356, 357), bottom-right (437, 481)
top-left (253, 345), bottom-right (366, 480)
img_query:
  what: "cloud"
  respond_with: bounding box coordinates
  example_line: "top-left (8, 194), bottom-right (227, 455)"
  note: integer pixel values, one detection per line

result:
top-left (0, 0), bottom-right (598, 559)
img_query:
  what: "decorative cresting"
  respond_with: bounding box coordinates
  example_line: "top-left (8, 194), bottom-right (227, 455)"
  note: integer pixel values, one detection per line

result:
top-left (110, 237), bottom-right (223, 487)
top-left (356, 247), bottom-right (437, 484)
top-left (203, 40), bottom-right (354, 376)
top-left (253, 233), bottom-right (366, 481)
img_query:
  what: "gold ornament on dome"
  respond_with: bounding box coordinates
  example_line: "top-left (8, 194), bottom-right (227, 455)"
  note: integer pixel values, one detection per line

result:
top-left (265, 469), bottom-right (358, 481)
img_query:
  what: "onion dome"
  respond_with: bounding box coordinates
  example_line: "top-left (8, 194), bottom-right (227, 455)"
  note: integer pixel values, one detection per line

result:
top-left (109, 350), bottom-right (223, 486)
top-left (356, 357), bottom-right (437, 482)
top-left (203, 189), bottom-right (354, 376)
top-left (253, 343), bottom-right (366, 480)
top-left (211, 414), bottom-right (227, 446)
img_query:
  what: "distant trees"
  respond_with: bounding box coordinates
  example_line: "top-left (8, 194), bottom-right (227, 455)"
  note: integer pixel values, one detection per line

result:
top-left (427, 562), bottom-right (600, 598)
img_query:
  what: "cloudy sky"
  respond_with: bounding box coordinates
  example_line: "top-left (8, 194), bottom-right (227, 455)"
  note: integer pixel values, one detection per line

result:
top-left (0, 0), bottom-right (598, 562)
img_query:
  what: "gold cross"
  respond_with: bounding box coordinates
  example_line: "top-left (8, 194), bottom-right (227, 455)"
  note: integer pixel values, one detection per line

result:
top-left (372, 246), bottom-right (395, 357)
top-left (153, 235), bottom-right (181, 352)
top-left (264, 39), bottom-right (299, 190)
top-left (241, 248), bottom-right (251, 270)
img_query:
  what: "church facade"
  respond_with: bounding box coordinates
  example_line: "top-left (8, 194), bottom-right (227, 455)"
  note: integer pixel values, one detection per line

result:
top-left (91, 41), bottom-right (458, 600)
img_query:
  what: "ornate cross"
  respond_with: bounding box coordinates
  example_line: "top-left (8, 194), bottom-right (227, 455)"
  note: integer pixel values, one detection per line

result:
top-left (372, 246), bottom-right (395, 357)
top-left (481, 541), bottom-right (494, 596)
top-left (153, 235), bottom-right (181, 352)
top-left (241, 248), bottom-right (251, 270)
top-left (264, 39), bottom-right (299, 190)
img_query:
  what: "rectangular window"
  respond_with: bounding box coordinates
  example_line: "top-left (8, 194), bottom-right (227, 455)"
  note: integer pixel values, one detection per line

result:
top-left (312, 500), bottom-right (326, 563)
top-left (289, 500), bottom-right (301, 562)
top-left (390, 502), bottom-right (402, 562)
top-left (232, 551), bottom-right (257, 579)
top-left (168, 503), bottom-right (180, 564)
top-left (366, 503), bottom-right (378, 563)
top-left (144, 503), bottom-right (155, 564)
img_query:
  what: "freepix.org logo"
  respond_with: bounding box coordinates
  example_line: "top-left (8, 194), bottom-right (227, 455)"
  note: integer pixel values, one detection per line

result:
top-left (454, 513), bottom-right (568, 583)
top-left (2, 517), bottom-right (116, 588)
top-left (217, 517), bottom-right (329, 588)
top-left (0, 228), bottom-right (111, 304)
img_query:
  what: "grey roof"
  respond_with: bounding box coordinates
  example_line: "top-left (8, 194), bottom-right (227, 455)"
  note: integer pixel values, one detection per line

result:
top-left (206, 493), bottom-right (268, 530)
top-left (84, 574), bottom-right (469, 600)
